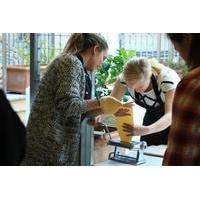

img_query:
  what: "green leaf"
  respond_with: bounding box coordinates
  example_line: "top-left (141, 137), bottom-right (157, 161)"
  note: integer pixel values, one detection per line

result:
top-left (96, 47), bottom-right (136, 92)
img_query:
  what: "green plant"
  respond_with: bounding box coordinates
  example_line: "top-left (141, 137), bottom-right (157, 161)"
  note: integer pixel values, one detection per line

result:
top-left (107, 48), bottom-right (136, 84)
top-left (161, 58), bottom-right (189, 77)
top-left (95, 48), bottom-right (136, 97)
top-left (8, 33), bottom-right (30, 66)
top-left (40, 40), bottom-right (58, 65)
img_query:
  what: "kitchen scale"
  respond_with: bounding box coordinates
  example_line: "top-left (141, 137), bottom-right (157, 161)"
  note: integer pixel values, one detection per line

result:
top-left (107, 138), bottom-right (147, 165)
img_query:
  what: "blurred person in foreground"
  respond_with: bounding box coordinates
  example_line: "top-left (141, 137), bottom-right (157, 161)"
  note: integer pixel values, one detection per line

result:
top-left (163, 33), bottom-right (200, 166)
top-left (0, 89), bottom-right (26, 165)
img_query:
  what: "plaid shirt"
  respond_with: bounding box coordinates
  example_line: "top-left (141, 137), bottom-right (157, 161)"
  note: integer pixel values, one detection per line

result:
top-left (163, 67), bottom-right (200, 166)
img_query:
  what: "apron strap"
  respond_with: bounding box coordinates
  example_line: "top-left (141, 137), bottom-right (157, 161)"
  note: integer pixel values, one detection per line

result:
top-left (151, 74), bottom-right (164, 107)
top-left (126, 74), bottom-right (164, 109)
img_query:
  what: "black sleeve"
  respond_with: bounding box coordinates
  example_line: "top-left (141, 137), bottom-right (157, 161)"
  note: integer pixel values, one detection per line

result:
top-left (0, 90), bottom-right (26, 166)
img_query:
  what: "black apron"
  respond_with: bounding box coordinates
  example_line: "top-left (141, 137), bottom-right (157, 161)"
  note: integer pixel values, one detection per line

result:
top-left (128, 75), bottom-right (169, 146)
top-left (76, 54), bottom-right (92, 122)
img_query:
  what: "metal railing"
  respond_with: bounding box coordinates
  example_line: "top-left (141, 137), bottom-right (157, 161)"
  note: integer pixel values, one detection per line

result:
top-left (119, 33), bottom-right (180, 61)
top-left (0, 33), bottom-right (182, 92)
top-left (1, 33), bottom-right (71, 65)
top-left (0, 33), bottom-right (71, 91)
top-left (1, 33), bottom-right (180, 66)
top-left (37, 33), bottom-right (71, 65)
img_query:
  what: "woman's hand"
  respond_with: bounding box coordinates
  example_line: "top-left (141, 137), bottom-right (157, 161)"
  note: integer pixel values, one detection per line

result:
top-left (87, 115), bottom-right (102, 126)
top-left (86, 108), bottom-right (103, 117)
top-left (123, 101), bottom-right (135, 107)
top-left (114, 107), bottom-right (131, 117)
top-left (114, 102), bottom-right (135, 117)
top-left (122, 123), bottom-right (150, 136)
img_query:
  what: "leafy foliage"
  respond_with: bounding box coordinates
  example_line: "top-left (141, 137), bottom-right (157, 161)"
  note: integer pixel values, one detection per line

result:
top-left (161, 58), bottom-right (189, 77)
top-left (95, 48), bottom-right (136, 97)
top-left (11, 33), bottom-right (30, 65)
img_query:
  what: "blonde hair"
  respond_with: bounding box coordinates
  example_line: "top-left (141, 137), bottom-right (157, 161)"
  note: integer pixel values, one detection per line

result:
top-left (123, 58), bottom-right (164, 82)
top-left (148, 58), bottom-right (164, 76)
top-left (63, 33), bottom-right (108, 54)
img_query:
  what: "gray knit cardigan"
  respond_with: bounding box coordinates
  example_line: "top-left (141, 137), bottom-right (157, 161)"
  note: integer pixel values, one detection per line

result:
top-left (23, 53), bottom-right (88, 165)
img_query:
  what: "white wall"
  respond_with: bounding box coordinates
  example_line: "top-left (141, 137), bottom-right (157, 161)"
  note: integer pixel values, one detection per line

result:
top-left (101, 33), bottom-right (119, 55)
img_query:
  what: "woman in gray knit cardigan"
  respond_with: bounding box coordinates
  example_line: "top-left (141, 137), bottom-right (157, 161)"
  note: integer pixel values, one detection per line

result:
top-left (23, 33), bottom-right (108, 166)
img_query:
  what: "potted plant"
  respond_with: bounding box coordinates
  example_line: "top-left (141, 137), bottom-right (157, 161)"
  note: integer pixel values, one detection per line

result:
top-left (95, 48), bottom-right (136, 99)
top-left (7, 33), bottom-right (30, 94)
top-left (6, 34), bottom-right (56, 93)
top-left (161, 58), bottom-right (188, 78)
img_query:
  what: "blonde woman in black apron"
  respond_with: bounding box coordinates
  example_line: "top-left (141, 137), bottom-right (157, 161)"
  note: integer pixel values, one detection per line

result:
top-left (111, 58), bottom-right (180, 146)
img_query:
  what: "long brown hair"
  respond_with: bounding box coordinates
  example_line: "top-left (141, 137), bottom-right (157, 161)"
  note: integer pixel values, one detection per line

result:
top-left (63, 33), bottom-right (108, 54)
top-left (167, 33), bottom-right (200, 69)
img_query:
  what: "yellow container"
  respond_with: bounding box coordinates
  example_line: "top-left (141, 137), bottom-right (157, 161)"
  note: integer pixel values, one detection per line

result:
top-left (115, 106), bottom-right (134, 143)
